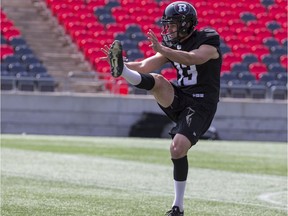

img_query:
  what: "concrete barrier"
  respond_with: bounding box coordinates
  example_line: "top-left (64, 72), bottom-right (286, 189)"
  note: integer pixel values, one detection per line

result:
top-left (1, 92), bottom-right (287, 142)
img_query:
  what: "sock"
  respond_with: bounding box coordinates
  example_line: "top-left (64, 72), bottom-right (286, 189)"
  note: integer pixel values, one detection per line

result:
top-left (172, 181), bottom-right (186, 212)
top-left (122, 65), bottom-right (142, 85)
top-left (121, 65), bottom-right (155, 90)
top-left (171, 156), bottom-right (188, 212)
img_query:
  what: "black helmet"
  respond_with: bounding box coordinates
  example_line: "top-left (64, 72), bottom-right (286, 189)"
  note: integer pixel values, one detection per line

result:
top-left (161, 1), bottom-right (198, 47)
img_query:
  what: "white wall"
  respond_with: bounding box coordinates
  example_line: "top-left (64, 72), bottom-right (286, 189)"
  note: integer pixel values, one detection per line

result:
top-left (1, 92), bottom-right (287, 142)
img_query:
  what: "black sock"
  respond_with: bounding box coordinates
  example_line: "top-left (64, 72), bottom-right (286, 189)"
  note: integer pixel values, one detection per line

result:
top-left (172, 156), bottom-right (188, 181)
top-left (134, 73), bottom-right (155, 90)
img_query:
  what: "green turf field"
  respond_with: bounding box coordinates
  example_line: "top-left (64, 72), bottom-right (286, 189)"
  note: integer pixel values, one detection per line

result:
top-left (1, 134), bottom-right (287, 216)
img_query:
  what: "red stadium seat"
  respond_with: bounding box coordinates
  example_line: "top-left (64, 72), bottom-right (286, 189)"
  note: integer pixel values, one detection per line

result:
top-left (253, 28), bottom-right (273, 40)
top-left (224, 35), bottom-right (240, 47)
top-left (161, 68), bottom-right (177, 81)
top-left (86, 22), bottom-right (105, 33)
top-left (2, 26), bottom-right (21, 40)
top-left (249, 62), bottom-right (268, 79)
top-left (242, 36), bottom-right (262, 47)
top-left (0, 19), bottom-right (14, 31)
top-left (106, 23), bottom-right (125, 34)
top-left (280, 55), bottom-right (288, 69)
top-left (0, 44), bottom-right (14, 59)
top-left (250, 45), bottom-right (270, 59)
top-left (273, 29), bottom-right (287, 42)
top-left (223, 53), bottom-right (242, 65)
top-left (231, 44), bottom-right (251, 56)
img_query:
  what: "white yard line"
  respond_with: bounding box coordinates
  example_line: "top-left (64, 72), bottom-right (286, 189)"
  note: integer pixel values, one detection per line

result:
top-left (2, 148), bottom-right (287, 211)
top-left (258, 191), bottom-right (288, 206)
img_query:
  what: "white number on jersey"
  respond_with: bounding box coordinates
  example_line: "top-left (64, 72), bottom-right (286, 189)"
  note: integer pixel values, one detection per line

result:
top-left (174, 62), bottom-right (198, 86)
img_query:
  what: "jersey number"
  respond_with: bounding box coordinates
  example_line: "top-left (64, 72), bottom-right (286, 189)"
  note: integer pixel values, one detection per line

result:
top-left (174, 63), bottom-right (198, 86)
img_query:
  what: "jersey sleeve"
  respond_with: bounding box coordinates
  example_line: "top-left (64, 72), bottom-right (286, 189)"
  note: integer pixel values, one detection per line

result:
top-left (198, 28), bottom-right (220, 47)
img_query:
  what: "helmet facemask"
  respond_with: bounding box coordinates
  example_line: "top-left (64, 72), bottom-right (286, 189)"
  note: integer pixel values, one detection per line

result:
top-left (161, 17), bottom-right (194, 47)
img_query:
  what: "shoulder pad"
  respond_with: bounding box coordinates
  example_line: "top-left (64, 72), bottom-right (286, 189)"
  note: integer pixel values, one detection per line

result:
top-left (202, 28), bottom-right (219, 37)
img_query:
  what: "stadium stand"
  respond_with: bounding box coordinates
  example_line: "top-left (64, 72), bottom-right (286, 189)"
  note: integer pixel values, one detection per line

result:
top-left (1, 0), bottom-right (287, 99)
top-left (1, 7), bottom-right (55, 92)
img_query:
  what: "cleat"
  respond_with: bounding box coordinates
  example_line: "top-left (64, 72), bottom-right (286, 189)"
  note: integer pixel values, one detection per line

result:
top-left (165, 206), bottom-right (184, 216)
top-left (109, 40), bottom-right (124, 78)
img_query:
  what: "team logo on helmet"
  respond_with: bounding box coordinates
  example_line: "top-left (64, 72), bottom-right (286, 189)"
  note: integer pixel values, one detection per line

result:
top-left (175, 3), bottom-right (190, 15)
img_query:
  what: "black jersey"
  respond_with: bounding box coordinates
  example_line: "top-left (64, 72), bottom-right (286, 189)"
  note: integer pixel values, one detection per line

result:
top-left (166, 28), bottom-right (222, 103)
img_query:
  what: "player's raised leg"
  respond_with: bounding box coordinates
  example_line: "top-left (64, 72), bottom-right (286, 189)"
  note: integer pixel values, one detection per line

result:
top-left (108, 41), bottom-right (172, 105)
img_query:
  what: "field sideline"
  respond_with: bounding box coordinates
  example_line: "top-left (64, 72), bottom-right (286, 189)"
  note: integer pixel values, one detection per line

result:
top-left (1, 134), bottom-right (287, 216)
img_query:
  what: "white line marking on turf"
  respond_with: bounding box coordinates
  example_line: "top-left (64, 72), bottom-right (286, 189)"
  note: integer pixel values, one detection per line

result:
top-left (258, 191), bottom-right (288, 206)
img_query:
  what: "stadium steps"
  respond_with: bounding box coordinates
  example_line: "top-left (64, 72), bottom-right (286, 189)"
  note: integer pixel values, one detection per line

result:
top-left (1, 0), bottom-right (102, 92)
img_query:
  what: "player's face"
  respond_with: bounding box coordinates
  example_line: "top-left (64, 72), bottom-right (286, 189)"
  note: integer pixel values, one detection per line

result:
top-left (162, 23), bottom-right (177, 39)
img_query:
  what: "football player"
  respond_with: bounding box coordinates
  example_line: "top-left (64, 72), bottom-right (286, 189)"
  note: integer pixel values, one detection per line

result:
top-left (101, 1), bottom-right (222, 215)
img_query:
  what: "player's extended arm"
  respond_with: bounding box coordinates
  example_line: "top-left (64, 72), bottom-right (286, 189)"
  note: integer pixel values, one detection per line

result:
top-left (125, 52), bottom-right (168, 74)
top-left (157, 44), bottom-right (219, 66)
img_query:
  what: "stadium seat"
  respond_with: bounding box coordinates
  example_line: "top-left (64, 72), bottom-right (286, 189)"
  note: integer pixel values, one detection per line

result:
top-left (16, 72), bottom-right (35, 91)
top-left (260, 0), bottom-right (275, 8)
top-left (221, 72), bottom-right (238, 84)
top-left (262, 37), bottom-right (280, 48)
top-left (254, 28), bottom-right (272, 40)
top-left (223, 53), bottom-right (242, 65)
top-left (126, 49), bottom-right (144, 61)
top-left (281, 38), bottom-right (287, 47)
top-left (14, 45), bottom-right (34, 57)
top-left (266, 21), bottom-right (282, 32)
top-left (261, 54), bottom-right (279, 65)
top-left (21, 54), bottom-right (42, 66)
top-left (238, 72), bottom-right (256, 84)
top-left (28, 63), bottom-right (48, 75)
top-left (231, 44), bottom-right (251, 56)
top-left (249, 62), bottom-right (268, 79)
top-left (7, 62), bottom-right (27, 75)
top-left (1, 35), bottom-right (7, 44)
top-left (36, 73), bottom-right (55, 92)
top-left (230, 62), bottom-right (249, 75)
top-left (273, 28), bottom-right (287, 42)
top-left (0, 18), bottom-right (14, 31)
top-left (250, 45), bottom-right (270, 58)
top-left (277, 73), bottom-right (287, 84)
top-left (0, 63), bottom-right (8, 71)
top-left (125, 24), bottom-right (142, 34)
top-left (1, 44), bottom-right (14, 59)
top-left (122, 39), bottom-right (139, 50)
top-left (106, 23), bottom-right (125, 34)
top-left (130, 32), bottom-right (147, 42)
top-left (1, 70), bottom-right (15, 90)
top-left (248, 82), bottom-right (267, 99)
top-left (2, 55), bottom-right (21, 64)
top-left (270, 45), bottom-right (287, 57)
top-left (228, 80), bottom-right (249, 98)
top-left (242, 36), bottom-right (262, 47)
top-left (241, 53), bottom-right (258, 64)
top-left (259, 73), bottom-right (276, 85)
top-left (98, 14), bottom-right (115, 25)
top-left (8, 36), bottom-right (27, 47)
top-left (220, 82), bottom-right (230, 97)
top-left (220, 43), bottom-right (231, 54)
top-left (161, 68), bottom-right (177, 81)
top-left (269, 85), bottom-right (287, 100)
top-left (240, 12), bottom-right (256, 23)
top-left (267, 63), bottom-right (287, 74)
top-left (248, 3), bottom-right (267, 13)
top-left (280, 55), bottom-right (287, 69)
top-left (2, 26), bottom-right (21, 40)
